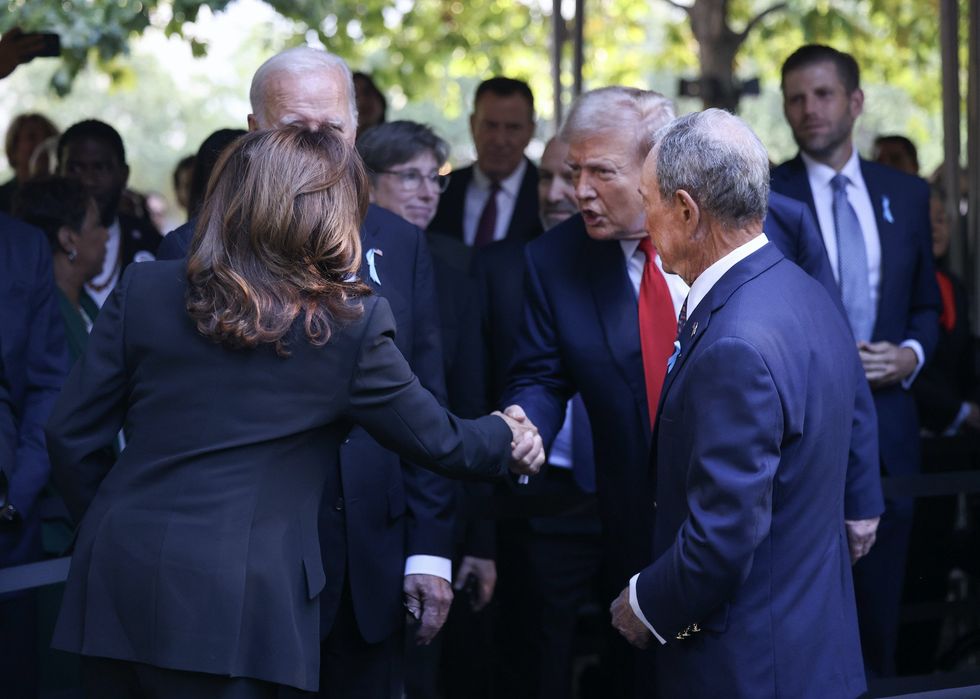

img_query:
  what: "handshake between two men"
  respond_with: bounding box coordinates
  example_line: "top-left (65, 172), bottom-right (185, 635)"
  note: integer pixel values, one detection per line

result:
top-left (493, 404), bottom-right (546, 478)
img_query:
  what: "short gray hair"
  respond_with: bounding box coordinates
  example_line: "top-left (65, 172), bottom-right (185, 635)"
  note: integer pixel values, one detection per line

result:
top-left (249, 47), bottom-right (357, 129)
top-left (653, 109), bottom-right (770, 228)
top-left (560, 86), bottom-right (675, 161)
top-left (356, 121), bottom-right (449, 180)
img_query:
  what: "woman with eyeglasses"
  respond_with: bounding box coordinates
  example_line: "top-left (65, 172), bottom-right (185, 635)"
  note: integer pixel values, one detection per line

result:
top-left (356, 120), bottom-right (451, 233)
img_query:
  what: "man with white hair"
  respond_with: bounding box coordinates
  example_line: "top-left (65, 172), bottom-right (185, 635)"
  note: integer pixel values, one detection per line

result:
top-left (610, 108), bottom-right (867, 698)
top-left (502, 87), bottom-right (882, 697)
top-left (157, 47), bottom-right (458, 698)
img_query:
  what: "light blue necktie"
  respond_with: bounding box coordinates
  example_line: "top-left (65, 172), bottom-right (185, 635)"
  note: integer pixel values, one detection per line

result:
top-left (831, 174), bottom-right (874, 341)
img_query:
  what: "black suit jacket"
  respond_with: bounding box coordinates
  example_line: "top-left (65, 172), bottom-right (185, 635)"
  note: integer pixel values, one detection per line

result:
top-left (156, 205), bottom-right (456, 643)
top-left (118, 212), bottom-right (163, 265)
top-left (429, 159), bottom-right (543, 244)
top-left (45, 261), bottom-right (510, 692)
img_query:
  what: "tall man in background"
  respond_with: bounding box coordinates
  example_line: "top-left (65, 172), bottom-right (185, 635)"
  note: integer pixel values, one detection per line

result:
top-left (429, 77), bottom-right (542, 246)
top-left (771, 44), bottom-right (941, 677)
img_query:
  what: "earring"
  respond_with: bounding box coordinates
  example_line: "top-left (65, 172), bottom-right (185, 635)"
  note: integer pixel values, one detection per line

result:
top-left (68, 249), bottom-right (77, 263)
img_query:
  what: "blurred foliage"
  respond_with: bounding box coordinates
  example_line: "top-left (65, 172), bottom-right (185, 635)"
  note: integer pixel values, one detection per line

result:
top-left (0, 0), bottom-right (965, 214)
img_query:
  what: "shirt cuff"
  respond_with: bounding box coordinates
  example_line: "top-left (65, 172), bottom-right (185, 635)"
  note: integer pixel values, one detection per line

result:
top-left (900, 339), bottom-right (925, 390)
top-left (404, 555), bottom-right (452, 583)
top-left (944, 402), bottom-right (973, 436)
top-left (629, 573), bottom-right (666, 645)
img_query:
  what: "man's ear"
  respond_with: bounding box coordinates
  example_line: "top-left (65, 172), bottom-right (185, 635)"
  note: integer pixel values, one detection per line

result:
top-left (850, 88), bottom-right (864, 119)
top-left (121, 163), bottom-right (130, 189)
top-left (247, 114), bottom-right (260, 132)
top-left (676, 189), bottom-right (700, 231)
top-left (469, 112), bottom-right (477, 139)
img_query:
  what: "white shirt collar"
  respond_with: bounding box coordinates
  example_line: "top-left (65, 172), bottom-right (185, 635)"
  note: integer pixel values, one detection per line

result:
top-left (800, 147), bottom-right (865, 193)
top-left (687, 233), bottom-right (769, 316)
top-left (472, 158), bottom-right (527, 198)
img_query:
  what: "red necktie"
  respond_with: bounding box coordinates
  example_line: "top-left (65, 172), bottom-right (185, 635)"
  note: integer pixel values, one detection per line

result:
top-left (473, 182), bottom-right (500, 247)
top-left (637, 237), bottom-right (677, 426)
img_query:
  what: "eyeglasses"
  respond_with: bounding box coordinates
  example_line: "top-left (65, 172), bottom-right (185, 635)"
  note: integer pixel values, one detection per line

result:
top-left (377, 168), bottom-right (450, 193)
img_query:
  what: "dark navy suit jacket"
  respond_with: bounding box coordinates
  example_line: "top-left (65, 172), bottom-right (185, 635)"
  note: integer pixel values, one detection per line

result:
top-left (771, 156), bottom-right (941, 478)
top-left (503, 198), bottom-right (883, 588)
top-left (0, 347), bottom-right (15, 504)
top-left (636, 244), bottom-right (866, 698)
top-left (0, 213), bottom-right (68, 566)
top-left (45, 262), bottom-right (510, 691)
top-left (428, 158), bottom-right (543, 244)
top-left (156, 204), bottom-right (455, 643)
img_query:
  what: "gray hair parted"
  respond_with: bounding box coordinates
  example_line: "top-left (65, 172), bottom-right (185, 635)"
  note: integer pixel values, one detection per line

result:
top-left (560, 86), bottom-right (675, 161)
top-left (249, 47), bottom-right (358, 130)
top-left (653, 109), bottom-right (770, 229)
top-left (356, 121), bottom-right (450, 180)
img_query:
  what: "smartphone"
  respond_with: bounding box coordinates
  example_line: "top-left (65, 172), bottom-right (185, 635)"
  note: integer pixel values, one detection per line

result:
top-left (26, 33), bottom-right (61, 58)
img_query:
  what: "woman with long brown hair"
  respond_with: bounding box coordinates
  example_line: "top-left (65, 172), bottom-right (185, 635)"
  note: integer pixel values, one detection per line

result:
top-left (45, 126), bottom-right (541, 698)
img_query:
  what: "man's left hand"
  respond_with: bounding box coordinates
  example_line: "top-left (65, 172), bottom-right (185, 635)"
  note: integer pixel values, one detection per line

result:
top-left (610, 586), bottom-right (652, 649)
top-left (404, 573), bottom-right (453, 645)
top-left (858, 342), bottom-right (917, 389)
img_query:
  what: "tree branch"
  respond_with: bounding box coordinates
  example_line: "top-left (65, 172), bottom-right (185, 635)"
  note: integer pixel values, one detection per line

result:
top-left (737, 2), bottom-right (788, 43)
top-left (663, 0), bottom-right (693, 16)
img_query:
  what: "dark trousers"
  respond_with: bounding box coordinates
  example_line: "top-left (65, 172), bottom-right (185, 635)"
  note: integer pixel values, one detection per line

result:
top-left (853, 497), bottom-right (915, 677)
top-left (80, 656), bottom-right (313, 699)
top-left (319, 579), bottom-right (403, 699)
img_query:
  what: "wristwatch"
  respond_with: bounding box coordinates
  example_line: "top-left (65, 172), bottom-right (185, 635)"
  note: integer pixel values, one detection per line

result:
top-left (0, 503), bottom-right (18, 522)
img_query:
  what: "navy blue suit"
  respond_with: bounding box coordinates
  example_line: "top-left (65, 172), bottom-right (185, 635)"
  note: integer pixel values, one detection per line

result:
top-left (0, 212), bottom-right (69, 697)
top-left (428, 159), bottom-right (543, 244)
top-left (503, 200), bottom-right (882, 589)
top-left (636, 243), bottom-right (866, 698)
top-left (0, 346), bottom-right (14, 493)
top-left (771, 156), bottom-right (941, 675)
top-left (156, 204), bottom-right (456, 645)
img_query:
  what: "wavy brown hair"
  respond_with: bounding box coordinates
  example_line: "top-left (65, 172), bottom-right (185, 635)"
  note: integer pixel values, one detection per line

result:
top-left (186, 126), bottom-right (371, 355)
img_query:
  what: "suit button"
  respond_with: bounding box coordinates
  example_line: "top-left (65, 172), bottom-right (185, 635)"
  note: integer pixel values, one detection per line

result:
top-left (334, 498), bottom-right (344, 512)
top-left (343, 438), bottom-right (350, 445)
top-left (653, 501), bottom-right (658, 509)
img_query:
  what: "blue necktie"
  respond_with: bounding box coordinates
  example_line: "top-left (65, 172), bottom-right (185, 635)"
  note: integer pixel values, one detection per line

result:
top-left (666, 296), bottom-right (688, 374)
top-left (831, 174), bottom-right (874, 341)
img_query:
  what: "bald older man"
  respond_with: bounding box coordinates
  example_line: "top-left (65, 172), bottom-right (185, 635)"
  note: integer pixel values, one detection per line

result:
top-left (157, 47), bottom-right (457, 698)
top-left (611, 108), bottom-right (867, 698)
top-left (502, 87), bottom-right (882, 698)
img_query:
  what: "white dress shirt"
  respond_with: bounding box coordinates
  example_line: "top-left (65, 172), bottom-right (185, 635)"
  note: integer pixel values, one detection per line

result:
top-left (627, 233), bottom-right (768, 644)
top-left (800, 149), bottom-right (924, 386)
top-left (85, 218), bottom-right (122, 307)
top-left (462, 159), bottom-right (528, 246)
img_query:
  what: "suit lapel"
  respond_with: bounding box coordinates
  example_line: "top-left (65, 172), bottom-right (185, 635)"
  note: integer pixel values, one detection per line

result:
top-left (588, 236), bottom-right (650, 430)
top-left (657, 244), bottom-right (785, 416)
top-left (360, 205), bottom-right (382, 291)
top-left (776, 155), bottom-right (819, 221)
top-left (860, 159), bottom-right (891, 340)
top-left (507, 159), bottom-right (540, 241)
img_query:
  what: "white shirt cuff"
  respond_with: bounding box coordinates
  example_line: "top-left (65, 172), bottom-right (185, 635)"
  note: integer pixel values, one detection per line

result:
top-left (629, 573), bottom-right (666, 645)
top-left (404, 555), bottom-right (452, 583)
top-left (944, 402), bottom-right (973, 436)
top-left (900, 339), bottom-right (925, 390)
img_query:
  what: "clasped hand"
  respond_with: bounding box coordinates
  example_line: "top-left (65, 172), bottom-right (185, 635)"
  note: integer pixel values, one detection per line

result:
top-left (492, 405), bottom-right (545, 477)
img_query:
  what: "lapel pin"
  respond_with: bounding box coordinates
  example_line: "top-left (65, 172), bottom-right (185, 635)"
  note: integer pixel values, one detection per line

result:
top-left (690, 321), bottom-right (698, 337)
top-left (882, 196), bottom-right (894, 224)
top-left (366, 248), bottom-right (383, 285)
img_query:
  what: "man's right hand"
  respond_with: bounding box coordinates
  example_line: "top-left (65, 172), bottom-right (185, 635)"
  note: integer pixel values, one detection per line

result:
top-left (845, 517), bottom-right (880, 564)
top-left (495, 404), bottom-right (545, 477)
